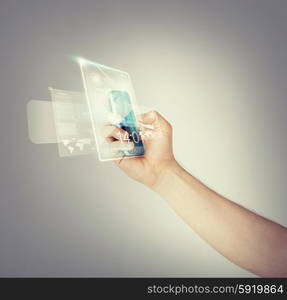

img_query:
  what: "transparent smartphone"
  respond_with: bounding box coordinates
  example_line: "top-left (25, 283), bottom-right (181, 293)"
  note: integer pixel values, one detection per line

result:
top-left (79, 59), bottom-right (144, 161)
top-left (109, 90), bottom-right (144, 157)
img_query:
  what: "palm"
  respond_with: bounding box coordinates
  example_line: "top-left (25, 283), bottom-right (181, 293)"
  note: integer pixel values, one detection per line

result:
top-left (116, 119), bottom-right (174, 187)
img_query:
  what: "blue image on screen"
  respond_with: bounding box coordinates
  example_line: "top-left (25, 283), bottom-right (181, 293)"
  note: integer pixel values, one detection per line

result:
top-left (109, 90), bottom-right (144, 157)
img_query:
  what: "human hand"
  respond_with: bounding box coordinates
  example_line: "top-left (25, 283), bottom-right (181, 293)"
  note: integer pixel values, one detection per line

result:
top-left (105, 111), bottom-right (176, 188)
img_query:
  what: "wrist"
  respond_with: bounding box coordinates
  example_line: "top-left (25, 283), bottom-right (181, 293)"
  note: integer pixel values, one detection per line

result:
top-left (151, 159), bottom-right (182, 192)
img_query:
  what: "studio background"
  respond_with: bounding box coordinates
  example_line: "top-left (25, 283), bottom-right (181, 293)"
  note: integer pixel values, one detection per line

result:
top-left (0, 0), bottom-right (287, 276)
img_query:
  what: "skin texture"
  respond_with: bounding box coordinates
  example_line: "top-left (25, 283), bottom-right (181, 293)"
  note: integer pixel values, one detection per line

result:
top-left (106, 110), bottom-right (287, 277)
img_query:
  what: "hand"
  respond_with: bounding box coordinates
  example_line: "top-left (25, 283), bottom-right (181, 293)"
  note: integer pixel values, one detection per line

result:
top-left (105, 111), bottom-right (176, 188)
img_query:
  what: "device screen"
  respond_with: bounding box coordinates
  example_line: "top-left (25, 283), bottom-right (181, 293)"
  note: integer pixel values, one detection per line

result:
top-left (79, 58), bottom-right (144, 161)
top-left (109, 90), bottom-right (144, 157)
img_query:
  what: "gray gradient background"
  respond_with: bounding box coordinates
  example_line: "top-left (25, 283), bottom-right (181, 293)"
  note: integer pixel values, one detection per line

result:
top-left (0, 0), bottom-right (287, 277)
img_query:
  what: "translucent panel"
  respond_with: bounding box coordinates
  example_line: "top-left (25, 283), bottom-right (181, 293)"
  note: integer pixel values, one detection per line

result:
top-left (49, 88), bottom-right (97, 157)
top-left (79, 59), bottom-right (144, 161)
top-left (27, 100), bottom-right (57, 144)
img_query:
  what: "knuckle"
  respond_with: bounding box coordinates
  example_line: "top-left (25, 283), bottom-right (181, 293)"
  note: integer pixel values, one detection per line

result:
top-left (166, 121), bottom-right (172, 131)
top-left (151, 110), bottom-right (159, 117)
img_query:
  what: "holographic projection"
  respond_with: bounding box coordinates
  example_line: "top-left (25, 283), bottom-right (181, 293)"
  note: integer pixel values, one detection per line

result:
top-left (27, 59), bottom-right (149, 161)
top-left (79, 59), bottom-right (144, 161)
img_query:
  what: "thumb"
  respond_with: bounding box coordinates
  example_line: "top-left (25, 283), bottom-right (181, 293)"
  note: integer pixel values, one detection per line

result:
top-left (138, 110), bottom-right (171, 133)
